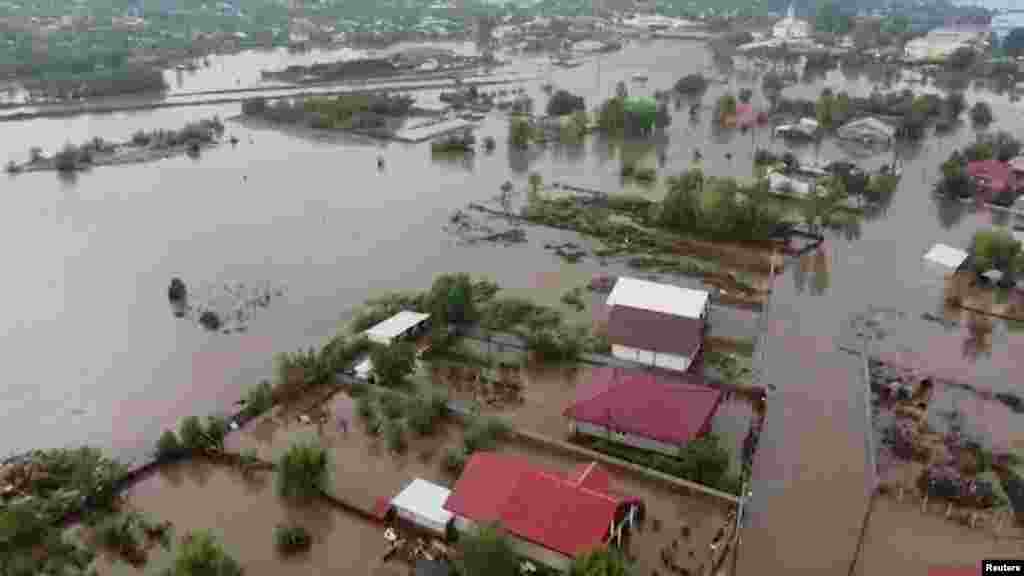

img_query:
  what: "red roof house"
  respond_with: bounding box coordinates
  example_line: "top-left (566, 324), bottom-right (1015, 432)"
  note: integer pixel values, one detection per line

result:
top-left (443, 453), bottom-right (642, 570)
top-left (564, 367), bottom-right (723, 455)
top-left (967, 160), bottom-right (1019, 200)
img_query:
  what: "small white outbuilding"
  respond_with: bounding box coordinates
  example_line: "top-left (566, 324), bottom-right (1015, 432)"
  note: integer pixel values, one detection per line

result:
top-left (390, 478), bottom-right (454, 535)
top-left (923, 243), bottom-right (969, 272)
top-left (362, 311), bottom-right (431, 346)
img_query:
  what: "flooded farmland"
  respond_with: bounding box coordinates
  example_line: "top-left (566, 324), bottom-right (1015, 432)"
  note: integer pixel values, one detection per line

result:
top-left (3, 34), bottom-right (1024, 572)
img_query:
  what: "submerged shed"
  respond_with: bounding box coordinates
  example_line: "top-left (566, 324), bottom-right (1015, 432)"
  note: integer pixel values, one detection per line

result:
top-left (923, 243), bottom-right (969, 272)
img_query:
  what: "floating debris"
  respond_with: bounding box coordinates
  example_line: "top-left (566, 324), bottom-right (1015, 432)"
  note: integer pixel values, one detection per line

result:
top-left (172, 279), bottom-right (285, 334)
top-left (168, 277), bottom-right (187, 303)
top-left (443, 209), bottom-right (525, 246)
top-left (544, 241), bottom-right (587, 262)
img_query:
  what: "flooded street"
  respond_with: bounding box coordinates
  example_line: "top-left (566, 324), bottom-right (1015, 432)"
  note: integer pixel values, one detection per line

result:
top-left (3, 36), bottom-right (1024, 569)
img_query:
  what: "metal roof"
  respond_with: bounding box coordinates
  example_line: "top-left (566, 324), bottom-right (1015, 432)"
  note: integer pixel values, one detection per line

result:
top-left (923, 243), bottom-right (968, 270)
top-left (391, 478), bottom-right (454, 528)
top-left (605, 277), bottom-right (708, 320)
top-left (363, 310), bottom-right (430, 344)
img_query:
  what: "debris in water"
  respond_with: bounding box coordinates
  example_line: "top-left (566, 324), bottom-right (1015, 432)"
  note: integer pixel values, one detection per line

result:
top-left (168, 278), bottom-right (187, 303)
top-left (173, 280), bottom-right (285, 334)
top-left (545, 241), bottom-right (586, 262)
top-left (199, 310), bottom-right (223, 331)
top-left (444, 209), bottom-right (524, 246)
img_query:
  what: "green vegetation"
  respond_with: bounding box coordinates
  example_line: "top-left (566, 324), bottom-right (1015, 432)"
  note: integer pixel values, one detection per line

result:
top-left (455, 524), bottom-right (520, 576)
top-left (673, 73), bottom-right (707, 95)
top-left (508, 116), bottom-right (535, 149)
top-left (546, 89), bottom-right (586, 117)
top-left (970, 101), bottom-right (994, 127)
top-left (370, 342), bottom-right (417, 388)
top-left (775, 89), bottom-right (959, 139)
top-left (384, 419), bottom-right (409, 454)
top-left (242, 380), bottom-right (274, 420)
top-left (245, 93), bottom-right (414, 133)
top-left (431, 131), bottom-right (477, 154)
top-left (163, 530), bottom-right (242, 576)
top-left (176, 415), bottom-right (228, 455)
top-left (583, 434), bottom-right (740, 495)
top-left (96, 510), bottom-right (170, 564)
top-left (938, 132), bottom-right (1023, 203)
top-left (570, 548), bottom-right (633, 576)
top-left (714, 93), bottom-right (738, 125)
top-left (659, 169), bottom-right (785, 243)
top-left (378, 389), bottom-right (409, 420)
top-left (407, 388), bottom-right (449, 436)
top-left (0, 447), bottom-right (126, 575)
top-left (560, 287), bottom-right (586, 312)
top-left (969, 228), bottom-right (1024, 284)
top-left (155, 429), bottom-right (184, 460)
top-left (443, 447), bottom-right (469, 476)
top-left (277, 442), bottom-right (329, 504)
top-left (274, 523), bottom-right (312, 557)
top-left (462, 415), bottom-right (513, 454)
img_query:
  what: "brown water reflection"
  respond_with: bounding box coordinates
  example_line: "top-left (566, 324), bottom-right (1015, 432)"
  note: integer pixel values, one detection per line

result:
top-left (97, 462), bottom-right (389, 576)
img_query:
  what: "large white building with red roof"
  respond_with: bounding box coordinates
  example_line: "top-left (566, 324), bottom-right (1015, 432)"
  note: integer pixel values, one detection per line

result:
top-left (564, 367), bottom-right (723, 456)
top-left (442, 452), bottom-right (643, 571)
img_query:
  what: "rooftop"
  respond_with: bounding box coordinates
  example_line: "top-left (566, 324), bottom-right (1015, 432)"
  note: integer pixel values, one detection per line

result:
top-left (923, 243), bottom-right (969, 270)
top-left (606, 305), bottom-right (704, 358)
top-left (605, 277), bottom-right (708, 319)
top-left (390, 478), bottom-right (453, 528)
top-left (363, 310), bottom-right (430, 344)
top-left (443, 453), bottom-right (635, 558)
top-left (564, 367), bottom-right (723, 446)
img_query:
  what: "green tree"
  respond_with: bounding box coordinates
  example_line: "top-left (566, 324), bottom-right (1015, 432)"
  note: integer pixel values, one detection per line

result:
top-left (970, 228), bottom-right (1022, 275)
top-left (278, 442), bottom-right (329, 504)
top-left (546, 89), bottom-right (585, 116)
top-left (528, 172), bottom-right (543, 197)
top-left (949, 47), bottom-right (976, 71)
top-left (945, 92), bottom-right (966, 119)
top-left (429, 273), bottom-right (477, 327)
top-left (155, 430), bottom-right (183, 460)
top-left (456, 524), bottom-right (519, 576)
top-left (678, 433), bottom-right (731, 488)
top-left (508, 117), bottom-right (533, 148)
top-left (179, 416), bottom-right (206, 453)
top-left (369, 342), bottom-right (416, 387)
top-left (570, 548), bottom-right (632, 576)
top-left (971, 101), bottom-right (994, 127)
top-left (163, 531), bottom-right (242, 576)
top-left (715, 93), bottom-right (737, 125)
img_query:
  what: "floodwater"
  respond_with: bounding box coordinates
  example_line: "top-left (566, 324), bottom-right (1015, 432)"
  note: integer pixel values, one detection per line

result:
top-left (93, 462), bottom-right (394, 576)
top-left (3, 35), bottom-right (1024, 569)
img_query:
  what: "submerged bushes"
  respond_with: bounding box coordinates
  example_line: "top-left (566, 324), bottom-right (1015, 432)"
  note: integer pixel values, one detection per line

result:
top-left (274, 523), bottom-right (312, 556)
top-left (583, 434), bottom-right (740, 495)
top-left (164, 530), bottom-right (243, 576)
top-left (278, 442), bottom-right (329, 504)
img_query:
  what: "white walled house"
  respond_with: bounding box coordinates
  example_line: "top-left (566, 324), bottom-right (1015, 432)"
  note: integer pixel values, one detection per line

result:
top-left (605, 277), bottom-right (709, 373)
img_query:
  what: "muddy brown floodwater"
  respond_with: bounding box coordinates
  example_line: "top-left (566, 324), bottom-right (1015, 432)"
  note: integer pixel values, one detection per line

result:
top-left (94, 462), bottom-right (394, 576)
top-left (4, 35), bottom-right (1024, 572)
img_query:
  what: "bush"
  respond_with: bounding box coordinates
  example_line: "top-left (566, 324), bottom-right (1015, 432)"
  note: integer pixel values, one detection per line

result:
top-left (54, 144), bottom-right (80, 172)
top-left (379, 389), bottom-right (408, 420)
top-left (370, 342), bottom-right (416, 388)
top-left (356, 393), bottom-right (377, 421)
top-left (179, 416), bottom-right (206, 454)
top-left (163, 530), bottom-right (243, 576)
top-left (483, 136), bottom-right (497, 151)
top-left (971, 101), bottom-right (994, 126)
top-left (97, 513), bottom-right (142, 555)
top-left (206, 416), bottom-right (228, 451)
top-left (546, 89), bottom-right (586, 116)
top-left (274, 523), bottom-right (312, 556)
top-left (243, 380), bottom-right (274, 419)
top-left (407, 389), bottom-right (448, 436)
top-left (277, 442), bottom-right (328, 503)
top-left (443, 447), bottom-right (468, 475)
top-left (155, 430), bottom-right (183, 460)
top-left (674, 73), bottom-right (708, 94)
top-left (584, 434), bottom-right (738, 494)
top-left (739, 88), bottom-right (753, 103)
top-left (508, 116), bottom-right (534, 149)
top-left (463, 416), bottom-right (512, 453)
top-left (384, 419), bottom-right (408, 454)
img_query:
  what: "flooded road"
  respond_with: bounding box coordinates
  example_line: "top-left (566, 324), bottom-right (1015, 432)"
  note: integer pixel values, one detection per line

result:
top-left (2, 39), bottom-right (1024, 572)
